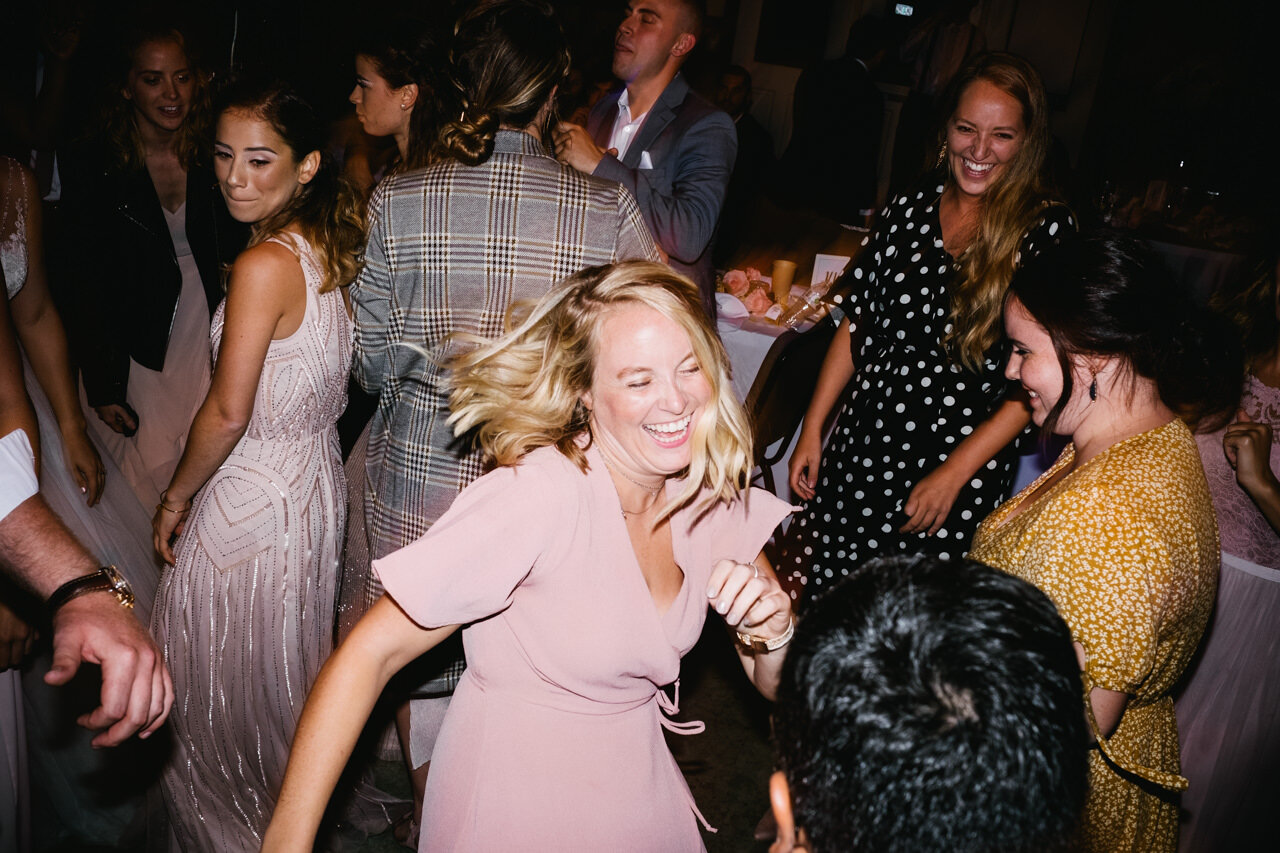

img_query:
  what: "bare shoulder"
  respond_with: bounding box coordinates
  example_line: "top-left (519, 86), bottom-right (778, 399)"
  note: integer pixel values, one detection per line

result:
top-left (229, 241), bottom-right (304, 293)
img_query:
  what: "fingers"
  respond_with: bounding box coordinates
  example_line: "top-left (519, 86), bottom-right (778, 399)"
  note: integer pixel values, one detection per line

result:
top-left (140, 659), bottom-right (174, 739)
top-left (707, 560), bottom-right (789, 630)
top-left (83, 641), bottom-right (144, 747)
top-left (44, 633), bottom-right (83, 686)
top-left (788, 453), bottom-right (817, 500)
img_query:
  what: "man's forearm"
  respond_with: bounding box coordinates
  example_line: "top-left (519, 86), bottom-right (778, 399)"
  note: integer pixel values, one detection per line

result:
top-left (0, 494), bottom-right (100, 599)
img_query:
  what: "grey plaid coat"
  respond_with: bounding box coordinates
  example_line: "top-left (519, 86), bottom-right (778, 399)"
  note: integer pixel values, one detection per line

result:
top-left (354, 130), bottom-right (659, 570)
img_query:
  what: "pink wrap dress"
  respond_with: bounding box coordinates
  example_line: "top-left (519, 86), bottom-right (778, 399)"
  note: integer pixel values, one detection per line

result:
top-left (374, 442), bottom-right (792, 851)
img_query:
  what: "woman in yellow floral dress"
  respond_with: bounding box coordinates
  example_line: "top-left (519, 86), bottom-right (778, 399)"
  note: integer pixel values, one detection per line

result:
top-left (969, 232), bottom-right (1241, 852)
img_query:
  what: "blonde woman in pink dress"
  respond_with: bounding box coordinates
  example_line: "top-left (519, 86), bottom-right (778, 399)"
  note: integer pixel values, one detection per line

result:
top-left (263, 261), bottom-right (796, 852)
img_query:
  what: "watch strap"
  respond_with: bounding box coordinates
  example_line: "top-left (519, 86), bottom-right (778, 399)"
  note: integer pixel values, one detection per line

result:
top-left (47, 566), bottom-right (135, 612)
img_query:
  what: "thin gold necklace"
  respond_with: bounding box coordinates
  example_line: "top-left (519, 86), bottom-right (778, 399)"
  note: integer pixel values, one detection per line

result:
top-left (597, 448), bottom-right (664, 517)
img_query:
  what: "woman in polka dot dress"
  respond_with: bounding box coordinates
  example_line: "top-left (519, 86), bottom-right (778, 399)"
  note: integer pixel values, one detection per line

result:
top-left (777, 53), bottom-right (1073, 602)
top-left (970, 233), bottom-right (1240, 851)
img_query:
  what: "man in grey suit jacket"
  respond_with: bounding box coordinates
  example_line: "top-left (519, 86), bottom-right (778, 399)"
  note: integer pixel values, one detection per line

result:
top-left (555, 0), bottom-right (735, 319)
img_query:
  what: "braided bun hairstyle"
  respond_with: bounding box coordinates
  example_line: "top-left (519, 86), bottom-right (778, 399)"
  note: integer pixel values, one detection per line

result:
top-left (436, 0), bottom-right (570, 166)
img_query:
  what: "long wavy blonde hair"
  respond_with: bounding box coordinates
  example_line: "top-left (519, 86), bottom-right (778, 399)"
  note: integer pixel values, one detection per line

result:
top-left (448, 261), bottom-right (753, 520)
top-left (103, 28), bottom-right (211, 173)
top-left (940, 52), bottom-right (1057, 371)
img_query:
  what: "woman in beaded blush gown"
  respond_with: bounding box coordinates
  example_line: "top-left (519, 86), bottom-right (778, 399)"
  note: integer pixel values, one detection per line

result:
top-left (1176, 252), bottom-right (1280, 852)
top-left (149, 80), bottom-right (372, 851)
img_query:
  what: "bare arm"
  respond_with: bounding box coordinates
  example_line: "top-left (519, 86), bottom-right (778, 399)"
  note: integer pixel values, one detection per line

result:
top-left (7, 166), bottom-right (103, 503)
top-left (900, 393), bottom-right (1032, 534)
top-left (0, 278), bottom-right (39, 465)
top-left (789, 318), bottom-right (856, 500)
top-left (707, 553), bottom-right (794, 701)
top-left (263, 595), bottom-right (459, 852)
top-left (152, 242), bottom-right (302, 563)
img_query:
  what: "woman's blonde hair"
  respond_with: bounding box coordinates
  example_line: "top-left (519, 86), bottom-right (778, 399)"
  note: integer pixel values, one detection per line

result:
top-left (448, 261), bottom-right (753, 519)
top-left (940, 52), bottom-right (1058, 371)
top-left (104, 29), bottom-right (211, 173)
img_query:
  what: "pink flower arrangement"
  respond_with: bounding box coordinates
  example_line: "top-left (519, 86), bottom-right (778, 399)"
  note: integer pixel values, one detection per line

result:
top-left (742, 288), bottom-right (773, 315)
top-left (722, 269), bottom-right (750, 297)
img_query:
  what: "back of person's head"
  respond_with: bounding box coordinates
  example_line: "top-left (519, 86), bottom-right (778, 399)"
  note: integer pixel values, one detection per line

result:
top-left (1009, 229), bottom-right (1244, 431)
top-left (437, 0), bottom-right (570, 166)
top-left (447, 260), bottom-right (751, 516)
top-left (773, 554), bottom-right (1087, 853)
top-left (215, 78), bottom-right (364, 293)
top-left (355, 19), bottom-right (442, 171)
top-left (673, 0), bottom-right (706, 40)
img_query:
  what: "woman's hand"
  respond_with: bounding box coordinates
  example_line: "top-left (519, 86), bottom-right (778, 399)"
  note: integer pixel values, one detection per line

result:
top-left (0, 598), bottom-right (36, 671)
top-left (1224, 410), bottom-right (1277, 493)
top-left (94, 403), bottom-right (138, 436)
top-left (152, 494), bottom-right (191, 565)
top-left (788, 428), bottom-right (824, 501)
top-left (61, 427), bottom-right (105, 506)
top-left (900, 461), bottom-right (967, 535)
top-left (707, 559), bottom-right (793, 642)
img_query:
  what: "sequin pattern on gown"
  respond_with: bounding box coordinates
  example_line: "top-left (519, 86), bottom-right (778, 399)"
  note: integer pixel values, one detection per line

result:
top-left (151, 233), bottom-right (352, 851)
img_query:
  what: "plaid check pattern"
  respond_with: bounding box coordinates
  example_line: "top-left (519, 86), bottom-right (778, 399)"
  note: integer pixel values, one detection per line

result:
top-left (355, 130), bottom-right (658, 570)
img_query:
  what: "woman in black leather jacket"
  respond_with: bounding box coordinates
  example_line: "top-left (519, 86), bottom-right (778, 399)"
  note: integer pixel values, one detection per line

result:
top-left (66, 26), bottom-right (245, 507)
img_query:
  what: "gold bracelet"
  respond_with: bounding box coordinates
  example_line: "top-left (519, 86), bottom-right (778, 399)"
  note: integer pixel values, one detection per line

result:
top-left (157, 491), bottom-right (191, 514)
top-left (736, 615), bottom-right (796, 653)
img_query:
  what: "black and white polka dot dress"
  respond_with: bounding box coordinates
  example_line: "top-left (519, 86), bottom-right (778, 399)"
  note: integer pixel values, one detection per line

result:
top-left (776, 183), bottom-right (1073, 601)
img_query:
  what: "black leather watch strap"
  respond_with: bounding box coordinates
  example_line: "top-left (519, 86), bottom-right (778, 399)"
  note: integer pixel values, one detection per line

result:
top-left (47, 565), bottom-right (135, 612)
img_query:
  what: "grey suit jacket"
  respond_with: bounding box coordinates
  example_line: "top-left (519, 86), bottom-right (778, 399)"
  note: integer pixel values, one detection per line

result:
top-left (588, 74), bottom-right (736, 318)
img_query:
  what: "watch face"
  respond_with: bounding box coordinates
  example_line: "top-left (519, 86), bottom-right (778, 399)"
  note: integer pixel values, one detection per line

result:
top-left (102, 565), bottom-right (136, 608)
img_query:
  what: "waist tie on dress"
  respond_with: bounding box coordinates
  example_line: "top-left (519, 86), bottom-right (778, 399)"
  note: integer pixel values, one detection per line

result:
top-left (656, 679), bottom-right (716, 833)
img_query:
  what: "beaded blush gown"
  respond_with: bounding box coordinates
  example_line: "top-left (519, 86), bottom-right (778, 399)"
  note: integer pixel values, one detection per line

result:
top-left (151, 233), bottom-right (391, 850)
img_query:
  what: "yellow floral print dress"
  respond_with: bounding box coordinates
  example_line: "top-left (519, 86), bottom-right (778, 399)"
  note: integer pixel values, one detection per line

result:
top-left (970, 419), bottom-right (1218, 852)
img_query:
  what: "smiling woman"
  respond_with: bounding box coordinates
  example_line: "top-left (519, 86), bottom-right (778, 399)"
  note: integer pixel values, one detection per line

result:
top-left (146, 80), bottom-right (389, 851)
top-left (262, 261), bottom-right (794, 852)
top-left (775, 52), bottom-right (1072, 603)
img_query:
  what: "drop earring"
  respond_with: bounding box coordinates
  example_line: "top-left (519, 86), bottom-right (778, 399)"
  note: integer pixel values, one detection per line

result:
top-left (1088, 374), bottom-right (1098, 402)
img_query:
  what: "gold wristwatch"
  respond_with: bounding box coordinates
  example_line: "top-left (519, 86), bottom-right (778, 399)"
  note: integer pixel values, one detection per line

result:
top-left (47, 565), bottom-right (135, 612)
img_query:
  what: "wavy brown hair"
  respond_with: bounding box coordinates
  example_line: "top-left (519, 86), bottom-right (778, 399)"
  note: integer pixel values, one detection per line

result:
top-left (103, 28), bottom-right (211, 173)
top-left (1210, 247), bottom-right (1279, 370)
top-left (216, 79), bottom-right (365, 294)
top-left (447, 262), bottom-right (753, 521)
top-left (939, 52), bottom-right (1061, 371)
top-left (435, 0), bottom-right (570, 166)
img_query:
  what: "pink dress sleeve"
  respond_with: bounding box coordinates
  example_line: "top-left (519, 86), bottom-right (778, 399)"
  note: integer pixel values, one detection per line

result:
top-left (372, 453), bottom-right (565, 628)
top-left (680, 486), bottom-right (794, 582)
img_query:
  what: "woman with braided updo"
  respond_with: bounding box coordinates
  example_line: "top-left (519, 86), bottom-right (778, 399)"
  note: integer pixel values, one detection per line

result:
top-left (349, 0), bottom-right (658, 836)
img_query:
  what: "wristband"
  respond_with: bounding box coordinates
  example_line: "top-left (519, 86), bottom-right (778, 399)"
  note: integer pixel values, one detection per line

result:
top-left (47, 565), bottom-right (135, 613)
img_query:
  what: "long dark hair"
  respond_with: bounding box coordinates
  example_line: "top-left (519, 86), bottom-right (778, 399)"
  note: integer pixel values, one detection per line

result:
top-left (1008, 230), bottom-right (1243, 432)
top-left (215, 79), bottom-right (364, 293)
top-left (436, 0), bottom-right (570, 166)
top-left (356, 19), bottom-right (442, 171)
